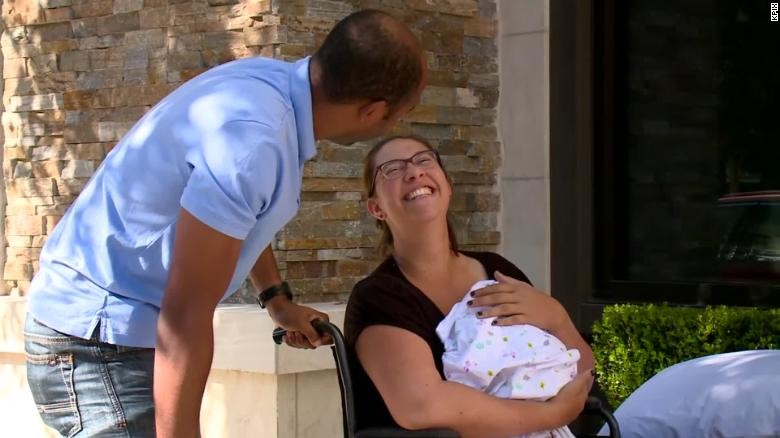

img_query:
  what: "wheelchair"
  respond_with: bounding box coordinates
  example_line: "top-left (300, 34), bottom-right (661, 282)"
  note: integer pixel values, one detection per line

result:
top-left (273, 321), bottom-right (620, 438)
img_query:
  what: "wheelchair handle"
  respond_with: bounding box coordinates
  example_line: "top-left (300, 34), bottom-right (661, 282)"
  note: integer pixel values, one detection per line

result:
top-left (272, 319), bottom-right (333, 345)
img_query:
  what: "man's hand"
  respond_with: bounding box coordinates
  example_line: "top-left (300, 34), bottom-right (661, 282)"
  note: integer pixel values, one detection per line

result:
top-left (266, 297), bottom-right (332, 349)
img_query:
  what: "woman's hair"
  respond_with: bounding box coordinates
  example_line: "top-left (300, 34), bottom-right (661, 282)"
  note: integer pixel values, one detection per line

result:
top-left (363, 135), bottom-right (459, 257)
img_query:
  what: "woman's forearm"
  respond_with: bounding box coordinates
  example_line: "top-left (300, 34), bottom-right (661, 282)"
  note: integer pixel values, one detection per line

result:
top-left (551, 317), bottom-right (595, 375)
top-left (394, 379), bottom-right (563, 437)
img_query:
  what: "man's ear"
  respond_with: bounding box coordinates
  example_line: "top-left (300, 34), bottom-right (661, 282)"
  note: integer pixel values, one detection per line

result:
top-left (366, 197), bottom-right (385, 220)
top-left (358, 99), bottom-right (389, 123)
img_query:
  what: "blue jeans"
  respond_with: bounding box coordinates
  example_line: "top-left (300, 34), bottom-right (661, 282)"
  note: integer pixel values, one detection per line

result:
top-left (24, 314), bottom-right (156, 437)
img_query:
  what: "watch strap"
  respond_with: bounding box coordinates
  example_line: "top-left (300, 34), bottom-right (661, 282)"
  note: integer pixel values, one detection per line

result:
top-left (258, 281), bottom-right (293, 309)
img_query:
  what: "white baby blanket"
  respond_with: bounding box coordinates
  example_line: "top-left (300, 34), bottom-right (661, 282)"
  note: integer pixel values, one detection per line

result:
top-left (436, 280), bottom-right (580, 438)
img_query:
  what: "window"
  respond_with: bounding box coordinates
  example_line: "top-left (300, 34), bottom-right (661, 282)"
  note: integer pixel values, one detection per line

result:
top-left (549, 0), bottom-right (779, 329)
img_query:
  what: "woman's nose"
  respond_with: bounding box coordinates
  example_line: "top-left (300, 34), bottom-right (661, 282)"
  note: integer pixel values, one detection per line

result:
top-left (404, 162), bottom-right (426, 180)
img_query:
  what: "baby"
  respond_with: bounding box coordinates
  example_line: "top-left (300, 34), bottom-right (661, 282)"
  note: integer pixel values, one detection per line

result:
top-left (436, 280), bottom-right (580, 438)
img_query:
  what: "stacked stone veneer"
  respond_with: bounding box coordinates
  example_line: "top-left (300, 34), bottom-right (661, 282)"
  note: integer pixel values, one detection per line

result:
top-left (1, 0), bottom-right (500, 302)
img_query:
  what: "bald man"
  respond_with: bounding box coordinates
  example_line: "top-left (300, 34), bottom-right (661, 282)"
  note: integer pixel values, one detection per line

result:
top-left (24, 10), bottom-right (427, 437)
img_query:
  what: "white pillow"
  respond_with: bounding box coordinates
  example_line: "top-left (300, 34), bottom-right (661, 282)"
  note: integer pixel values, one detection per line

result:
top-left (599, 350), bottom-right (780, 438)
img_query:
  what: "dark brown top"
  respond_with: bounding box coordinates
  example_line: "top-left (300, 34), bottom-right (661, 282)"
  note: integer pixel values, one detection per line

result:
top-left (343, 251), bottom-right (531, 431)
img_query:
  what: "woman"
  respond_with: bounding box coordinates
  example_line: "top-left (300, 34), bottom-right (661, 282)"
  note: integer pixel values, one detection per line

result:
top-left (343, 135), bottom-right (596, 437)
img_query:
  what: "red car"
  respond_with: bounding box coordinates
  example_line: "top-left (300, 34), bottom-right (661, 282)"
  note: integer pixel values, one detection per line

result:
top-left (717, 191), bottom-right (780, 280)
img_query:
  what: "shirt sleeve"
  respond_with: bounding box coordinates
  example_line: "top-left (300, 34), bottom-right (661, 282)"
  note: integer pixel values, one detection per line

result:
top-left (180, 119), bottom-right (285, 240)
top-left (344, 275), bottom-right (432, 348)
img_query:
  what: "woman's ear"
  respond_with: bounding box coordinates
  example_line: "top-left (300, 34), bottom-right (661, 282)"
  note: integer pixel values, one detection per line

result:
top-left (358, 99), bottom-right (389, 123)
top-left (367, 198), bottom-right (386, 221)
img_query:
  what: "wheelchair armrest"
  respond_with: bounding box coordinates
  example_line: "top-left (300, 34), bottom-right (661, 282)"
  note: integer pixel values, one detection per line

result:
top-left (355, 428), bottom-right (459, 438)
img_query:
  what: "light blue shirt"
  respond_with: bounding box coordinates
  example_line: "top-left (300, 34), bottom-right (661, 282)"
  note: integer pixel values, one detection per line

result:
top-left (27, 57), bottom-right (317, 348)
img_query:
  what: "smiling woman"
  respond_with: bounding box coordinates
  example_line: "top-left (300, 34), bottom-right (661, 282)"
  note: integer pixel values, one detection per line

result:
top-left (343, 135), bottom-right (596, 436)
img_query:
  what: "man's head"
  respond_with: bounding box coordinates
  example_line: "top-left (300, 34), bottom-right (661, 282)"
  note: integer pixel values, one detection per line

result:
top-left (310, 9), bottom-right (427, 144)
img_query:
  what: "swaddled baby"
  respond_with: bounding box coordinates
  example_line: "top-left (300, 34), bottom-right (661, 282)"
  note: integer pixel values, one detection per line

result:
top-left (436, 280), bottom-right (580, 438)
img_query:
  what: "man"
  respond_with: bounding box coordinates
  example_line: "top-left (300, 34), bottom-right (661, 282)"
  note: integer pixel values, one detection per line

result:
top-left (24, 9), bottom-right (426, 437)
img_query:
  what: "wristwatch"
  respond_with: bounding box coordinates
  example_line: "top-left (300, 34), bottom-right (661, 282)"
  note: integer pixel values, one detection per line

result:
top-left (257, 281), bottom-right (293, 308)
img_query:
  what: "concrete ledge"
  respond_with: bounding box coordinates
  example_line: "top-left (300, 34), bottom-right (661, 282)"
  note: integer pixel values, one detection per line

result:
top-left (212, 302), bottom-right (346, 374)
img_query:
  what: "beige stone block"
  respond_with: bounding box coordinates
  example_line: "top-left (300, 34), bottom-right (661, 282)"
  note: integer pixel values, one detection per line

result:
top-left (402, 105), bottom-right (438, 124)
top-left (63, 123), bottom-right (100, 143)
top-left (40, 39), bottom-right (79, 53)
top-left (72, 0), bottom-right (112, 18)
top-left (5, 204), bottom-right (36, 215)
top-left (7, 178), bottom-right (56, 197)
top-left (5, 216), bottom-right (44, 236)
top-left (44, 7), bottom-right (74, 22)
top-left (6, 196), bottom-right (54, 207)
top-left (7, 236), bottom-right (32, 247)
top-left (113, 0), bottom-right (143, 14)
top-left (4, 147), bottom-right (29, 160)
top-left (125, 29), bottom-right (165, 48)
top-left (7, 246), bottom-right (34, 263)
top-left (407, 0), bottom-right (477, 16)
top-left (3, 262), bottom-right (33, 281)
top-left (97, 12), bottom-right (140, 36)
top-left (31, 161), bottom-right (62, 178)
top-left (2, 0), bottom-right (45, 26)
top-left (456, 87), bottom-right (480, 108)
top-left (41, 0), bottom-right (73, 8)
top-left (57, 178), bottom-right (88, 196)
top-left (97, 121), bottom-right (133, 141)
top-left (32, 235), bottom-right (48, 247)
top-left (3, 58), bottom-right (28, 79)
top-left (44, 215), bottom-right (62, 234)
top-left (421, 86), bottom-right (456, 106)
top-left (7, 93), bottom-right (64, 112)
top-left (244, 25), bottom-right (287, 46)
top-left (78, 34), bottom-right (123, 50)
top-left (59, 50), bottom-right (90, 71)
top-left (60, 160), bottom-right (94, 178)
top-left (464, 17), bottom-right (496, 37)
top-left (319, 202), bottom-right (360, 220)
top-left (36, 204), bottom-right (71, 215)
top-left (302, 178), bottom-right (362, 192)
top-left (62, 89), bottom-right (112, 109)
top-left (13, 162), bottom-right (33, 179)
top-left (139, 7), bottom-right (169, 28)
top-left (28, 22), bottom-right (73, 43)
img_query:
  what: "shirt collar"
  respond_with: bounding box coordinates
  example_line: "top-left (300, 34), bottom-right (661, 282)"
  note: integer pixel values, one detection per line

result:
top-left (290, 56), bottom-right (317, 162)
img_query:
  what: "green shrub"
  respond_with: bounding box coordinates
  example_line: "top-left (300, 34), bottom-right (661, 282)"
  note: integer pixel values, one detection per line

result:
top-left (591, 304), bottom-right (780, 407)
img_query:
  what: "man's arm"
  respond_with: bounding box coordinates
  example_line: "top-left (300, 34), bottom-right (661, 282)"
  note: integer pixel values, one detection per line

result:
top-left (249, 244), bottom-right (330, 349)
top-left (249, 244), bottom-right (282, 290)
top-left (155, 208), bottom-right (243, 438)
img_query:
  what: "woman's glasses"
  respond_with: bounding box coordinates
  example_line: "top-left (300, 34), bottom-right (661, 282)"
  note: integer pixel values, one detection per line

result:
top-left (369, 149), bottom-right (441, 195)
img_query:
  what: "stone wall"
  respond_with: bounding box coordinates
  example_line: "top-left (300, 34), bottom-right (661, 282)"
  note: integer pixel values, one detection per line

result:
top-left (1, 0), bottom-right (501, 301)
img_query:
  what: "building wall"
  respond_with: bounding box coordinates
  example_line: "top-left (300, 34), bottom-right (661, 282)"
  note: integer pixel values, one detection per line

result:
top-left (0, 0), bottom-right (502, 300)
top-left (497, 0), bottom-right (550, 291)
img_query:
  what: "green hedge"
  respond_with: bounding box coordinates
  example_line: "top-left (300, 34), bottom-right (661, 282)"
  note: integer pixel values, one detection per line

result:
top-left (591, 304), bottom-right (780, 407)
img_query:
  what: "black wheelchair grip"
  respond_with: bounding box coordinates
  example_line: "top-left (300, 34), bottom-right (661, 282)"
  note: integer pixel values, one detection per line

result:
top-left (272, 319), bottom-right (331, 345)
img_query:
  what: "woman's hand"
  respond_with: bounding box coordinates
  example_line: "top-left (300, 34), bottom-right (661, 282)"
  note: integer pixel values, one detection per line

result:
top-left (548, 369), bottom-right (594, 425)
top-left (468, 271), bottom-right (567, 333)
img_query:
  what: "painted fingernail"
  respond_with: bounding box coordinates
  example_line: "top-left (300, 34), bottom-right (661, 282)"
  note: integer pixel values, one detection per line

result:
top-left (467, 300), bottom-right (473, 306)
top-left (470, 291), bottom-right (476, 297)
top-left (491, 320), bottom-right (497, 325)
top-left (477, 311), bottom-right (483, 316)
